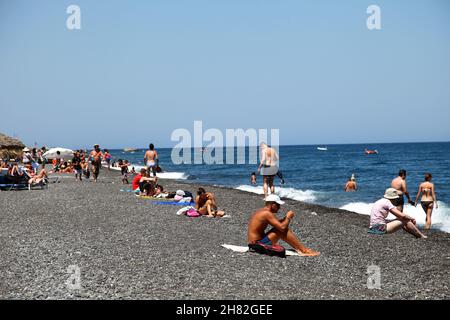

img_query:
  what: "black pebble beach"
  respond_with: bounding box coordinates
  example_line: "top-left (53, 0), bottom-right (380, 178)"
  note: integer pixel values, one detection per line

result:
top-left (1, 168), bottom-right (449, 299)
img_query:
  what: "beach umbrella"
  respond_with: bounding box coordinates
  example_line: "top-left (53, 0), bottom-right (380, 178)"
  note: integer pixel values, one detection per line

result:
top-left (43, 147), bottom-right (74, 160)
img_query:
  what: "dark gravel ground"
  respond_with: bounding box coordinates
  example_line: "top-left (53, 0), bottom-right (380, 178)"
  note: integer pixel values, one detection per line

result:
top-left (1, 168), bottom-right (449, 300)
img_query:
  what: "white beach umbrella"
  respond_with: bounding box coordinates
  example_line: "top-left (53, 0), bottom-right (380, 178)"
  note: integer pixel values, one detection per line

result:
top-left (43, 147), bottom-right (74, 160)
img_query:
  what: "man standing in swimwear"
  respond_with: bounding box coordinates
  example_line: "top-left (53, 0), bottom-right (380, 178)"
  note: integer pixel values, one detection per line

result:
top-left (89, 144), bottom-right (103, 182)
top-left (258, 142), bottom-right (279, 200)
top-left (247, 195), bottom-right (320, 256)
top-left (144, 143), bottom-right (158, 177)
top-left (391, 169), bottom-right (414, 212)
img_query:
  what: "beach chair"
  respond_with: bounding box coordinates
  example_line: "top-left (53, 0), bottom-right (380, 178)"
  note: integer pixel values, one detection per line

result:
top-left (24, 170), bottom-right (50, 190)
top-left (0, 171), bottom-right (29, 191)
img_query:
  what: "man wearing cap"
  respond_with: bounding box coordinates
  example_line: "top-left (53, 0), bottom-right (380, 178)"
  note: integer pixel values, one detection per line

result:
top-left (369, 188), bottom-right (427, 238)
top-left (247, 194), bottom-right (320, 256)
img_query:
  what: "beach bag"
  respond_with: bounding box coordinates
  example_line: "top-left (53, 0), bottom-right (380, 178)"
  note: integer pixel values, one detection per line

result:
top-left (248, 243), bottom-right (286, 258)
top-left (186, 208), bottom-right (201, 217)
top-left (183, 191), bottom-right (194, 199)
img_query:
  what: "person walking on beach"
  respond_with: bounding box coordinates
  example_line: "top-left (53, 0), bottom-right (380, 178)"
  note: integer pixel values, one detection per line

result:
top-left (72, 151), bottom-right (83, 181)
top-left (144, 143), bottom-right (158, 177)
top-left (414, 173), bottom-right (438, 230)
top-left (247, 194), bottom-right (320, 256)
top-left (89, 144), bottom-right (103, 182)
top-left (103, 149), bottom-right (112, 171)
top-left (368, 188), bottom-right (427, 238)
top-left (258, 142), bottom-right (279, 200)
top-left (391, 169), bottom-right (414, 212)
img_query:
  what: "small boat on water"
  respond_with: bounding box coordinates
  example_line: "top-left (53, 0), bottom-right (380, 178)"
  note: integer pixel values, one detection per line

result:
top-left (365, 148), bottom-right (378, 155)
top-left (123, 148), bottom-right (138, 153)
top-left (317, 146), bottom-right (328, 151)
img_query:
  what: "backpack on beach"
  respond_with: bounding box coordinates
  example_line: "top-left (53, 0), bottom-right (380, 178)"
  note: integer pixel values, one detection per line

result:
top-left (248, 243), bottom-right (286, 258)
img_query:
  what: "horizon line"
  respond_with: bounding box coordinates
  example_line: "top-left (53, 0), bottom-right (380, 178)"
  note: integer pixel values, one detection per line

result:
top-left (62, 140), bottom-right (450, 150)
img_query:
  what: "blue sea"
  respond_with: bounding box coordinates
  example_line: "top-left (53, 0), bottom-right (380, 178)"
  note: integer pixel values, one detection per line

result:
top-left (108, 142), bottom-right (450, 232)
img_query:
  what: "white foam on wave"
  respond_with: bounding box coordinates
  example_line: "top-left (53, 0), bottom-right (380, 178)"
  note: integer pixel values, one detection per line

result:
top-left (340, 201), bottom-right (450, 233)
top-left (104, 164), bottom-right (189, 180)
top-left (235, 185), bottom-right (318, 202)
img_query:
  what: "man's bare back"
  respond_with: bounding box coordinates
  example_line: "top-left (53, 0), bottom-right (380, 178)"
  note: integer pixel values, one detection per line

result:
top-left (391, 176), bottom-right (406, 195)
top-left (145, 150), bottom-right (157, 161)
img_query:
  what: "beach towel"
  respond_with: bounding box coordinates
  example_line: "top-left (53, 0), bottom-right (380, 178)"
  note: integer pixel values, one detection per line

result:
top-left (176, 206), bottom-right (197, 216)
top-left (134, 195), bottom-right (194, 205)
top-left (153, 201), bottom-right (196, 206)
top-left (221, 244), bottom-right (303, 257)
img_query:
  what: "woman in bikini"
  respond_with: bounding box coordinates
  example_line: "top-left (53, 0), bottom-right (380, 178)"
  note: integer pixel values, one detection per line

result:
top-left (196, 188), bottom-right (225, 217)
top-left (414, 173), bottom-right (438, 230)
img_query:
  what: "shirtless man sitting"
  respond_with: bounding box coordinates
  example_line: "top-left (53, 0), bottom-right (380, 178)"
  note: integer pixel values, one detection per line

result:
top-left (391, 169), bottom-right (414, 212)
top-left (247, 194), bottom-right (320, 256)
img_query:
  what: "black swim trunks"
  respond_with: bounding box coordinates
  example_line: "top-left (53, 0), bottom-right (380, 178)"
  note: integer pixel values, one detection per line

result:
top-left (392, 194), bottom-right (404, 207)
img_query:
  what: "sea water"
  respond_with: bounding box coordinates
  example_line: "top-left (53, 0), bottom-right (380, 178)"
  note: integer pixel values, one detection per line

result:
top-left (108, 142), bottom-right (450, 232)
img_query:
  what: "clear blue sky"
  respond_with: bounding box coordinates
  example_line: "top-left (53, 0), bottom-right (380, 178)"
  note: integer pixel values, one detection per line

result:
top-left (1, 0), bottom-right (449, 149)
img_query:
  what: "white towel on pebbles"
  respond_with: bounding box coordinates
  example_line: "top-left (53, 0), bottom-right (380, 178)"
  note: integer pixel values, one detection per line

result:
top-left (176, 206), bottom-right (195, 215)
top-left (221, 244), bottom-right (302, 256)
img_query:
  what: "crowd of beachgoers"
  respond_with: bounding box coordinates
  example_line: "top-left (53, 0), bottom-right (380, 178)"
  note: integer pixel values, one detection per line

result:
top-left (1, 142), bottom-right (441, 259)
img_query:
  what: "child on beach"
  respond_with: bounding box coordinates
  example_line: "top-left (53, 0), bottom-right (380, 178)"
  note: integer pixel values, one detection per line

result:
top-left (118, 159), bottom-right (129, 184)
top-left (72, 151), bottom-right (83, 181)
top-left (251, 172), bottom-right (257, 185)
top-left (103, 149), bottom-right (112, 171)
top-left (82, 160), bottom-right (90, 179)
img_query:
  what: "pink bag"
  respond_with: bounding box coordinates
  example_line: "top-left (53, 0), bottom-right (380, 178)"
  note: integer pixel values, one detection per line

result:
top-left (186, 208), bottom-right (201, 217)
